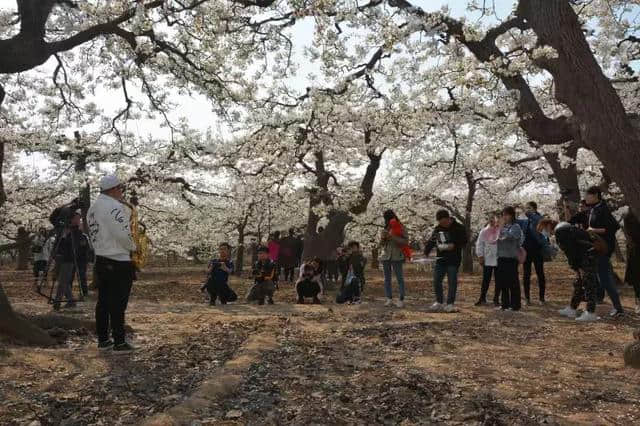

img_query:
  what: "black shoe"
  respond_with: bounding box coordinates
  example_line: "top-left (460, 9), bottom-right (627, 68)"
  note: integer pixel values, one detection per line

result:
top-left (209, 299), bottom-right (216, 306)
top-left (312, 296), bottom-right (322, 304)
top-left (267, 298), bottom-right (274, 305)
top-left (297, 297), bottom-right (304, 304)
top-left (474, 300), bottom-right (487, 306)
top-left (113, 342), bottom-right (135, 353)
top-left (258, 299), bottom-right (265, 305)
top-left (98, 340), bottom-right (114, 350)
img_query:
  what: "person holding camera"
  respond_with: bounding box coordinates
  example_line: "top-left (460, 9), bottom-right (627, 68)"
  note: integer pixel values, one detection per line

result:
top-left (204, 242), bottom-right (236, 305)
top-left (87, 175), bottom-right (136, 352)
top-left (248, 246), bottom-right (277, 305)
top-left (52, 212), bottom-right (90, 310)
top-left (423, 209), bottom-right (468, 313)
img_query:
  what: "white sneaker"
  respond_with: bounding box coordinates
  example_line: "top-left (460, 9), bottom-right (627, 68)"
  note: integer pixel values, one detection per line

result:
top-left (384, 298), bottom-right (393, 307)
top-left (558, 307), bottom-right (577, 318)
top-left (575, 311), bottom-right (599, 322)
top-left (429, 302), bottom-right (444, 312)
top-left (608, 309), bottom-right (624, 318)
top-left (395, 300), bottom-right (404, 308)
top-left (444, 304), bottom-right (459, 313)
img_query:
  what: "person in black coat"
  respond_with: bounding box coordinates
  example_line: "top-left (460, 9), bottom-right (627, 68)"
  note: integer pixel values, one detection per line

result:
top-left (583, 186), bottom-right (624, 317)
top-left (423, 210), bottom-right (468, 312)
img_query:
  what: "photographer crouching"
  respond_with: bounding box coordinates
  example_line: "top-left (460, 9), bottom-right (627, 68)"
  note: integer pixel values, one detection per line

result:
top-left (87, 175), bottom-right (137, 353)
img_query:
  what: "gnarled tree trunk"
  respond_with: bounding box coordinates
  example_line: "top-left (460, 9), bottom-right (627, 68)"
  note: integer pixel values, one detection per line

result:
top-left (301, 137), bottom-right (383, 262)
top-left (519, 0), bottom-right (640, 217)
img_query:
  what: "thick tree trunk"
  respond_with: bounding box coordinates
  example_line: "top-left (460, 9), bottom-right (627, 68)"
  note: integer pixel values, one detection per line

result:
top-left (0, 279), bottom-right (56, 346)
top-left (0, 140), bottom-right (6, 207)
top-left (519, 0), bottom-right (640, 217)
top-left (74, 132), bottom-right (91, 233)
top-left (371, 246), bottom-right (379, 270)
top-left (235, 225), bottom-right (245, 276)
top-left (16, 229), bottom-right (31, 271)
top-left (302, 210), bottom-right (351, 261)
top-left (461, 172), bottom-right (476, 274)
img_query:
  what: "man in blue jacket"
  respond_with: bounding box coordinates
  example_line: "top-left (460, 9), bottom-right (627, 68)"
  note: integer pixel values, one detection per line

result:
top-left (518, 202), bottom-right (547, 305)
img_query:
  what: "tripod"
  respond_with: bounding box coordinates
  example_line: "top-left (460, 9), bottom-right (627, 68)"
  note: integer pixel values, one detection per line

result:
top-left (35, 222), bottom-right (86, 307)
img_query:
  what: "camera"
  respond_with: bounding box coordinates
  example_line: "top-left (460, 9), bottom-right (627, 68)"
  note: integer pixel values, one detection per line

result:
top-left (49, 198), bottom-right (84, 228)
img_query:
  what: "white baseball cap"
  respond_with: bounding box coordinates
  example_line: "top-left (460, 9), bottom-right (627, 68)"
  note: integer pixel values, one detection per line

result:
top-left (99, 175), bottom-right (122, 192)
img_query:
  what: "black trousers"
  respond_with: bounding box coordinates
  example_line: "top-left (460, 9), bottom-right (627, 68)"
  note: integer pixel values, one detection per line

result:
top-left (283, 267), bottom-right (295, 282)
top-left (336, 278), bottom-right (361, 304)
top-left (247, 280), bottom-right (275, 304)
top-left (522, 251), bottom-right (546, 302)
top-left (206, 279), bottom-right (237, 304)
top-left (570, 255), bottom-right (598, 313)
top-left (496, 258), bottom-right (521, 310)
top-left (479, 265), bottom-right (499, 304)
top-left (95, 256), bottom-right (134, 345)
top-left (297, 279), bottom-right (321, 299)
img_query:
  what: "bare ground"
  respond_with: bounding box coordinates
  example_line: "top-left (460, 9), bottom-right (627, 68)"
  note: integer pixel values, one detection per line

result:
top-left (1, 262), bottom-right (639, 425)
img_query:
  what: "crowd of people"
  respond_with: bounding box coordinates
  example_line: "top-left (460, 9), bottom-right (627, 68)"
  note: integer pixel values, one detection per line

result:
top-left (202, 186), bottom-right (639, 326)
top-left (28, 174), bottom-right (640, 353)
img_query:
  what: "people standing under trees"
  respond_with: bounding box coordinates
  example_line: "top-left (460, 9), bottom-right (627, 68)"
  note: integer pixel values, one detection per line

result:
top-left (267, 232), bottom-right (281, 288)
top-left (583, 186), bottom-right (624, 317)
top-left (520, 201), bottom-right (547, 305)
top-left (380, 210), bottom-right (408, 308)
top-left (87, 175), bottom-right (137, 352)
top-left (495, 206), bottom-right (524, 312)
top-left (539, 220), bottom-right (603, 322)
top-left (52, 212), bottom-right (90, 310)
top-left (423, 210), bottom-right (468, 313)
top-left (278, 228), bottom-right (298, 284)
top-left (475, 213), bottom-right (500, 306)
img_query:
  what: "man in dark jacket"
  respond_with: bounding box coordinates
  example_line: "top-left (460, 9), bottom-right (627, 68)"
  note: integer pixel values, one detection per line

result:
top-left (424, 210), bottom-right (468, 312)
top-left (584, 186), bottom-right (624, 316)
top-left (520, 201), bottom-right (546, 305)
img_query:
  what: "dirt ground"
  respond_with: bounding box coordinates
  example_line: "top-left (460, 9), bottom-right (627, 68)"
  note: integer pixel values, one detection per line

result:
top-left (1, 262), bottom-right (639, 425)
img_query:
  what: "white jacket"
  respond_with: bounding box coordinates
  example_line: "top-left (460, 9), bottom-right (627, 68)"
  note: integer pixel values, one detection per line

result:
top-left (87, 193), bottom-right (136, 262)
top-left (475, 225), bottom-right (499, 267)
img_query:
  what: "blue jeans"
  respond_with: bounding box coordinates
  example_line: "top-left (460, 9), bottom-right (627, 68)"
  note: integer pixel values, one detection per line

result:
top-left (597, 256), bottom-right (623, 312)
top-left (382, 260), bottom-right (405, 301)
top-left (434, 262), bottom-right (459, 305)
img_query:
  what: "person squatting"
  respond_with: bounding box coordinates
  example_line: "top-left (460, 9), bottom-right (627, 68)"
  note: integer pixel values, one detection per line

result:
top-left (197, 193), bottom-right (627, 323)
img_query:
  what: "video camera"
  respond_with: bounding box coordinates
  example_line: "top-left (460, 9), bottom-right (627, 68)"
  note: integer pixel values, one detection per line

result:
top-left (49, 198), bottom-right (84, 229)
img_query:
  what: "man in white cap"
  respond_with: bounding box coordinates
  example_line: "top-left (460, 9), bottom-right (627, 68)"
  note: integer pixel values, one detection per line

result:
top-left (87, 175), bottom-right (137, 352)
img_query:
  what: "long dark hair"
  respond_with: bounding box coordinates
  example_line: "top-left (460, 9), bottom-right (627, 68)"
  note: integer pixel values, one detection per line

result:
top-left (383, 209), bottom-right (399, 228)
